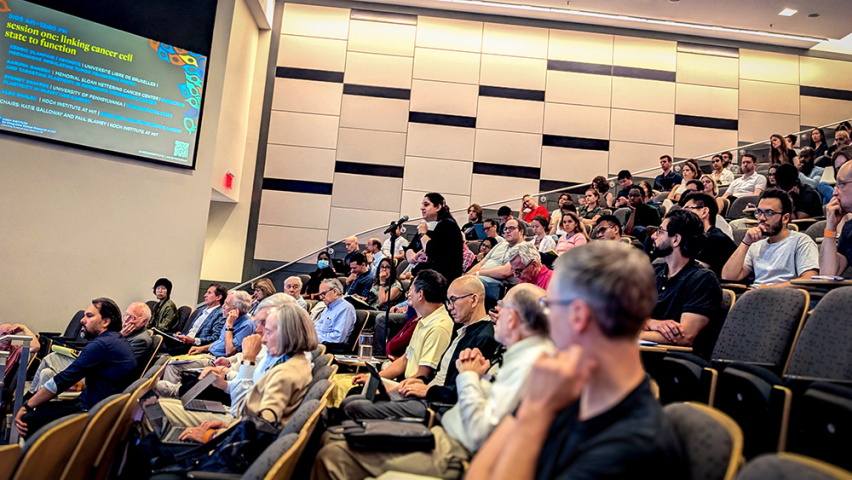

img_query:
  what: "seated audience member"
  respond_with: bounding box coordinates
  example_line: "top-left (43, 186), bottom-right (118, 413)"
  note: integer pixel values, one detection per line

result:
top-left (645, 210), bottom-right (722, 358)
top-left (148, 277), bottom-right (178, 332)
top-left (655, 154), bottom-right (682, 192)
top-left (363, 238), bottom-right (385, 275)
top-left (0, 323), bottom-right (39, 378)
top-left (521, 194), bottom-right (549, 224)
top-left (710, 154), bottom-right (735, 185)
top-left (699, 174), bottom-right (726, 214)
top-left (343, 236), bottom-right (360, 271)
top-left (174, 284), bottom-right (227, 350)
top-left (382, 224), bottom-right (409, 261)
top-left (592, 175), bottom-right (614, 208)
top-left (483, 218), bottom-right (504, 243)
top-left (17, 298), bottom-right (136, 438)
top-left (305, 251), bottom-right (338, 295)
top-left (462, 203), bottom-right (484, 240)
top-left (593, 215), bottom-right (623, 241)
top-left (767, 165), bottom-right (778, 188)
top-left (346, 276), bottom-right (501, 420)
top-left (508, 242), bottom-right (553, 289)
top-left (467, 241), bottom-right (688, 480)
top-left (721, 150), bottom-right (734, 169)
top-left (770, 133), bottom-right (796, 165)
top-left (352, 269), bottom-right (452, 381)
top-left (529, 214), bottom-right (556, 253)
top-left (639, 181), bottom-right (661, 212)
top-left (368, 257), bottom-right (403, 309)
top-left (826, 128), bottom-right (852, 161)
top-left (578, 189), bottom-right (603, 226)
top-left (818, 145), bottom-right (852, 204)
top-left (313, 284), bottom-right (553, 480)
top-left (31, 302), bottom-right (152, 392)
top-left (249, 278), bottom-right (275, 315)
top-left (555, 211), bottom-right (590, 254)
top-left (722, 189), bottom-right (819, 288)
top-left (476, 237), bottom-right (498, 263)
top-left (797, 147), bottom-right (824, 189)
top-left (820, 160), bottom-right (852, 275)
top-left (614, 170), bottom-right (634, 208)
top-left (811, 127), bottom-right (829, 161)
top-left (169, 303), bottom-right (317, 442)
top-left (156, 291), bottom-right (256, 396)
top-left (774, 163), bottom-right (823, 219)
top-left (283, 276), bottom-right (309, 310)
top-left (497, 206), bottom-right (527, 237)
top-left (723, 153), bottom-right (766, 200)
top-left (681, 192), bottom-right (737, 277)
top-left (345, 253), bottom-right (374, 299)
top-left (551, 201), bottom-right (578, 236)
top-left (469, 219), bottom-right (524, 299)
top-left (315, 278), bottom-right (357, 344)
top-left (786, 133), bottom-right (798, 153)
top-left (667, 159), bottom-right (700, 204)
top-left (548, 193), bottom-right (571, 233)
top-left (625, 186), bottom-right (662, 237)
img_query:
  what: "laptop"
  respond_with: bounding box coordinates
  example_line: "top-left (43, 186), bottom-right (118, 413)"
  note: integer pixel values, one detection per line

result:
top-left (180, 373), bottom-right (229, 414)
top-left (139, 391), bottom-right (198, 445)
top-left (363, 363), bottom-right (405, 402)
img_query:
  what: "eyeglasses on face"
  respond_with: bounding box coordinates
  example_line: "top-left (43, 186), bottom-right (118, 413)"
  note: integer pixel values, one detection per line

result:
top-left (444, 293), bottom-right (474, 309)
top-left (755, 209), bottom-right (780, 219)
top-left (504, 226), bottom-right (519, 232)
top-left (512, 262), bottom-right (533, 276)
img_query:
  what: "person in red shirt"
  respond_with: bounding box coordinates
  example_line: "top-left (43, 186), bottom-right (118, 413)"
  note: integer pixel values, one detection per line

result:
top-left (521, 195), bottom-right (549, 224)
top-left (507, 242), bottom-right (553, 290)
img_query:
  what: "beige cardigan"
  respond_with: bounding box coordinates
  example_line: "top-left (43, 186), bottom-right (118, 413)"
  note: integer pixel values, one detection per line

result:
top-left (233, 352), bottom-right (312, 427)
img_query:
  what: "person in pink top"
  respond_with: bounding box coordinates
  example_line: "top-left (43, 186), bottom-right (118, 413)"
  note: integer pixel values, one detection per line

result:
top-left (521, 194), bottom-right (550, 224)
top-left (555, 211), bottom-right (590, 254)
top-left (507, 242), bottom-right (553, 289)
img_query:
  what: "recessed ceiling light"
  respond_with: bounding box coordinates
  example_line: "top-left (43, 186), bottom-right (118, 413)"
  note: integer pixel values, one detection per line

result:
top-left (778, 8), bottom-right (797, 16)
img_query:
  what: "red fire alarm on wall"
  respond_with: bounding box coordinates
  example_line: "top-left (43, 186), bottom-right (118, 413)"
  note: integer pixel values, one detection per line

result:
top-left (224, 171), bottom-right (234, 190)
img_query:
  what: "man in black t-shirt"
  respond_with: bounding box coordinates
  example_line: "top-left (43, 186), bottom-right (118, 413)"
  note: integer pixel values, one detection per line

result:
top-left (682, 191), bottom-right (737, 277)
top-left (644, 209), bottom-right (722, 359)
top-left (774, 163), bottom-right (823, 219)
top-left (624, 186), bottom-right (662, 240)
top-left (467, 241), bottom-right (688, 480)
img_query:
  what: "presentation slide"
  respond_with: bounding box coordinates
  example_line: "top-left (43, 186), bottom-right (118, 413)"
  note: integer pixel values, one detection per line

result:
top-left (0, 0), bottom-right (207, 168)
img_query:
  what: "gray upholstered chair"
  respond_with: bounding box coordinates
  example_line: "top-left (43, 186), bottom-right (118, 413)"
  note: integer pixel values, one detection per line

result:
top-left (736, 453), bottom-right (852, 480)
top-left (664, 402), bottom-right (743, 480)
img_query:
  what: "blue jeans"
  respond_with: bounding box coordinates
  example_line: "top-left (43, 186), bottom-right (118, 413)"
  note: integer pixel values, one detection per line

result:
top-left (478, 276), bottom-right (502, 300)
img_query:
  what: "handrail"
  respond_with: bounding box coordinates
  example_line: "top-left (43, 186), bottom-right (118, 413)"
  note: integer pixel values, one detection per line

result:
top-left (230, 118), bottom-right (851, 292)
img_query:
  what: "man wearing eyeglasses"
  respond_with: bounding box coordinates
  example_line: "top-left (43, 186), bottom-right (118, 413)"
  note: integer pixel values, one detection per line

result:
top-left (508, 242), bottom-right (552, 289)
top-left (314, 278), bottom-right (357, 344)
top-left (345, 276), bottom-right (501, 420)
top-left (624, 186), bottom-right (661, 239)
top-left (469, 218), bottom-right (525, 299)
top-left (722, 189), bottom-right (819, 288)
top-left (593, 215), bottom-right (623, 241)
top-left (467, 241), bottom-right (688, 480)
top-left (681, 192), bottom-right (737, 278)
top-left (820, 161), bottom-right (852, 276)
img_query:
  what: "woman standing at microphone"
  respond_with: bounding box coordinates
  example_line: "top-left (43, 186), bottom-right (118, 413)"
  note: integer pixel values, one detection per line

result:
top-left (410, 192), bottom-right (464, 283)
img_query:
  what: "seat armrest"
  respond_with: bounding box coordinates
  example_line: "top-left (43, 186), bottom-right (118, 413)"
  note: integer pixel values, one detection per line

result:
top-left (187, 472), bottom-right (241, 480)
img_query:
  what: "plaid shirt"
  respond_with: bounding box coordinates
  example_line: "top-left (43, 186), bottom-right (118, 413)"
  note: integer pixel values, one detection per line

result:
top-left (462, 243), bottom-right (476, 272)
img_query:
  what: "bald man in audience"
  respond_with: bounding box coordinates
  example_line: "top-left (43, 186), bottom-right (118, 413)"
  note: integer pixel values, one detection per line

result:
top-left (343, 236), bottom-right (360, 273)
top-left (30, 301), bottom-right (152, 393)
top-left (283, 276), bottom-right (309, 310)
top-left (313, 284), bottom-right (554, 480)
top-left (821, 160), bottom-right (852, 276)
top-left (467, 242), bottom-right (688, 479)
top-left (343, 275), bottom-right (501, 420)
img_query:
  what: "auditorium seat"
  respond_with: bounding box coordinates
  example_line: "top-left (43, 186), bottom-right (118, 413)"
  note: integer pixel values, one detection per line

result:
top-left (727, 196), bottom-right (759, 220)
top-left (664, 402), bottom-right (743, 480)
top-left (11, 413), bottom-right (88, 480)
top-left (59, 393), bottom-right (129, 480)
top-left (736, 452), bottom-right (852, 480)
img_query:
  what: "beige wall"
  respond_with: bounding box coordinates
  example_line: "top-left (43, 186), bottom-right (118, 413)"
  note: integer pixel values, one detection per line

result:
top-left (0, 0), bottom-right (268, 332)
top-left (254, 3), bottom-right (852, 266)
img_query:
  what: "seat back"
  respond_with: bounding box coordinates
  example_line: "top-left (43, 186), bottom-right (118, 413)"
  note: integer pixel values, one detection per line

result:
top-left (62, 310), bottom-right (86, 338)
top-left (303, 379), bottom-right (331, 404)
top-left (175, 306), bottom-right (193, 333)
top-left (297, 274), bottom-right (311, 294)
top-left (134, 334), bottom-right (163, 379)
top-left (736, 452), bottom-right (852, 480)
top-left (613, 207), bottom-right (631, 226)
top-left (12, 413), bottom-right (88, 480)
top-left (803, 220), bottom-right (828, 242)
top-left (664, 402), bottom-right (743, 480)
top-left (787, 382), bottom-right (852, 471)
top-left (711, 289), bottom-right (808, 373)
top-left (266, 398), bottom-right (326, 480)
top-left (241, 433), bottom-right (300, 480)
top-left (311, 354), bottom-right (330, 373)
top-left (727, 195), bottom-right (759, 220)
top-left (786, 287), bottom-right (852, 381)
top-left (281, 399), bottom-right (321, 436)
top-left (59, 393), bottom-right (129, 480)
top-left (720, 289), bottom-right (735, 318)
top-left (143, 354), bottom-right (171, 381)
top-left (720, 198), bottom-right (731, 218)
top-left (0, 444), bottom-right (21, 480)
top-left (346, 311), bottom-right (371, 352)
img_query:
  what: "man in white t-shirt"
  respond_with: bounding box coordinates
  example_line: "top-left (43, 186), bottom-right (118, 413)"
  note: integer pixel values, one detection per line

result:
top-left (722, 189), bottom-right (819, 288)
top-left (723, 154), bottom-right (767, 200)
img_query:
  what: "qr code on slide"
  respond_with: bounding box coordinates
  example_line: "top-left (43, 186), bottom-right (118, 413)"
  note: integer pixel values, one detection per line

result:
top-left (174, 140), bottom-right (190, 159)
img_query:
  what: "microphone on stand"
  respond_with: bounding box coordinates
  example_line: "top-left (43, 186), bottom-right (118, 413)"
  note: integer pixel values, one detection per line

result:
top-left (383, 215), bottom-right (409, 234)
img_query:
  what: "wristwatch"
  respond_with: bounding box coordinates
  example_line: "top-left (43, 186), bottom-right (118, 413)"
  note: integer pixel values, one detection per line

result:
top-left (225, 327), bottom-right (235, 332)
top-left (23, 403), bottom-right (34, 413)
top-left (241, 360), bottom-right (256, 366)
